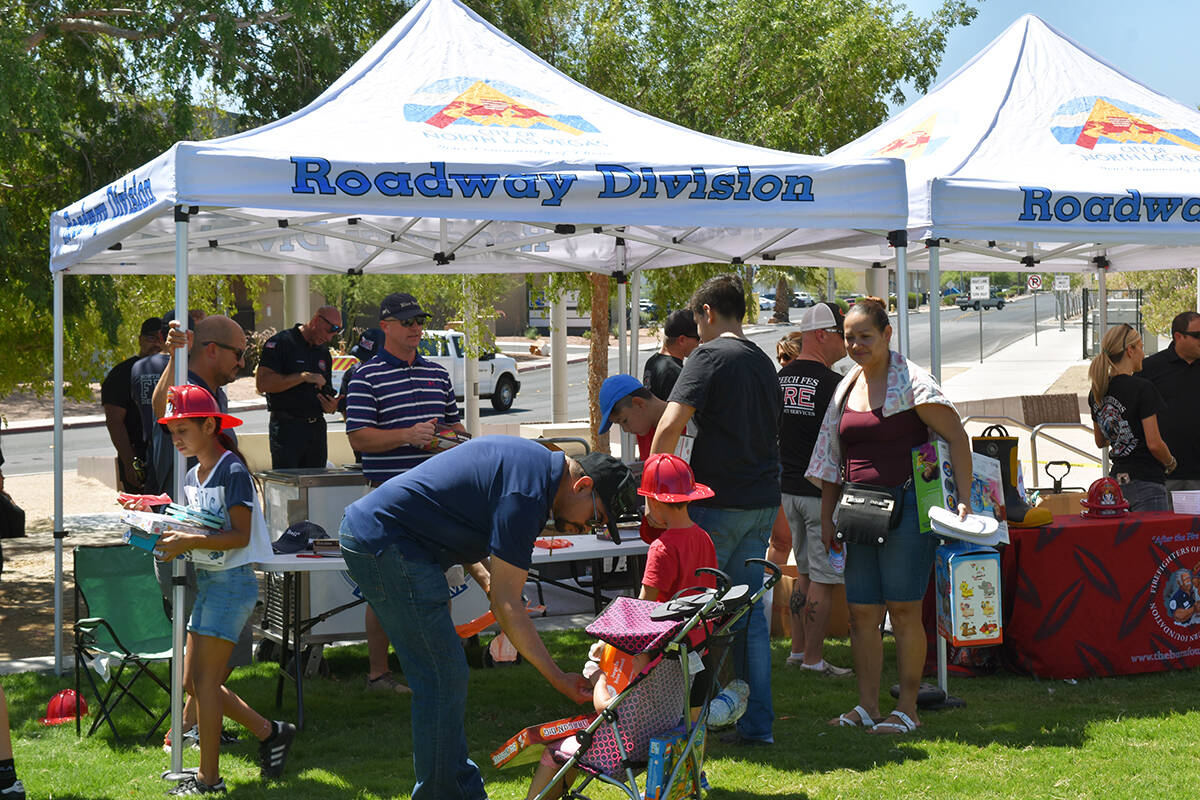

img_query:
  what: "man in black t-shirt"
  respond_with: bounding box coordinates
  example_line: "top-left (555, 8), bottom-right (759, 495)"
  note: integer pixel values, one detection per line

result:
top-left (256, 306), bottom-right (343, 468)
top-left (642, 309), bottom-right (700, 400)
top-left (101, 317), bottom-right (164, 491)
top-left (1141, 311), bottom-right (1200, 505)
top-left (778, 303), bottom-right (851, 677)
top-left (652, 273), bottom-right (782, 746)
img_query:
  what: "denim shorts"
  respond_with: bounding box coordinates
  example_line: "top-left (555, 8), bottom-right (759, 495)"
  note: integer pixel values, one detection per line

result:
top-left (189, 565), bottom-right (259, 644)
top-left (843, 486), bottom-right (935, 605)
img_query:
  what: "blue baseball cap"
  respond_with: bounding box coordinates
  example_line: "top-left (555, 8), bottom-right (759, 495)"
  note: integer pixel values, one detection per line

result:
top-left (598, 374), bottom-right (643, 434)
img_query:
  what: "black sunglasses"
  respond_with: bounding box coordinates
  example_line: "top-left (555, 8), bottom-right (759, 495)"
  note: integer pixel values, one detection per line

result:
top-left (202, 340), bottom-right (246, 360)
top-left (396, 317), bottom-right (426, 328)
top-left (1179, 331), bottom-right (1200, 340)
top-left (318, 313), bottom-right (343, 334)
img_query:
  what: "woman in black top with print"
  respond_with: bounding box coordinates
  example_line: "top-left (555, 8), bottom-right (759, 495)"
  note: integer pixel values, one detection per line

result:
top-left (1088, 323), bottom-right (1176, 511)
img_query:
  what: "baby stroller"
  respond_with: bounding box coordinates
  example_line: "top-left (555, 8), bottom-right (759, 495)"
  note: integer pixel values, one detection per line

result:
top-left (531, 558), bottom-right (781, 800)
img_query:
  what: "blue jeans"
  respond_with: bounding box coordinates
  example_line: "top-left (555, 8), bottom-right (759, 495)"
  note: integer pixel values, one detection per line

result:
top-left (1118, 477), bottom-right (1169, 512)
top-left (688, 504), bottom-right (776, 743)
top-left (339, 520), bottom-right (486, 800)
top-left (843, 486), bottom-right (935, 605)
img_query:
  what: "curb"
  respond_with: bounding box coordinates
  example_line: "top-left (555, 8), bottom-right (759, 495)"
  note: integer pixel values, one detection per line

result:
top-left (6, 400), bottom-right (269, 435)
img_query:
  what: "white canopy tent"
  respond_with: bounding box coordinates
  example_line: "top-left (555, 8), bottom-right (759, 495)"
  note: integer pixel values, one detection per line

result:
top-left (47, 0), bottom-right (910, 769)
top-left (825, 13), bottom-right (1200, 378)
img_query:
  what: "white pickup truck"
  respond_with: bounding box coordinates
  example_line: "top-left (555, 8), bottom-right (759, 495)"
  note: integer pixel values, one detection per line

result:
top-left (418, 330), bottom-right (522, 411)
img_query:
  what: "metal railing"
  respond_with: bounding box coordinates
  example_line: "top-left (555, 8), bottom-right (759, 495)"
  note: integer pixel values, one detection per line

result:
top-left (960, 415), bottom-right (1105, 489)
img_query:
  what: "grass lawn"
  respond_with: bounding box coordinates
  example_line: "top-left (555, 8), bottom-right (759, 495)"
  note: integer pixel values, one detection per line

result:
top-left (5, 630), bottom-right (1199, 799)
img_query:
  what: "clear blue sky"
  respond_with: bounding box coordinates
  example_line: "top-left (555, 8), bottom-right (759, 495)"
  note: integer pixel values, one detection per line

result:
top-left (897, 0), bottom-right (1199, 112)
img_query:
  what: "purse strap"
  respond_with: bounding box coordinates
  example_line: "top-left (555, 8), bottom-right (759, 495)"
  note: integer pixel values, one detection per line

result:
top-left (980, 424), bottom-right (1009, 438)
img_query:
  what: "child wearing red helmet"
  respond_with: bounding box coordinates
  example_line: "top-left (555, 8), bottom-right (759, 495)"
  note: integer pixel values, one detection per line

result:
top-left (526, 454), bottom-right (720, 799)
top-left (154, 385), bottom-right (293, 796)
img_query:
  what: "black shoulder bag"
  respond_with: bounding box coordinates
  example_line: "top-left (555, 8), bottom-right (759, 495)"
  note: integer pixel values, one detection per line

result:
top-left (834, 482), bottom-right (906, 547)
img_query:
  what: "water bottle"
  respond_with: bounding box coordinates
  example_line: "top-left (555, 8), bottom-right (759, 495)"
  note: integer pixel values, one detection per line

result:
top-left (829, 542), bottom-right (845, 574)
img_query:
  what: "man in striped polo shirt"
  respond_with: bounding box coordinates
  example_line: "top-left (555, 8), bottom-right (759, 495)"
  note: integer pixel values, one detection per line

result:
top-left (346, 291), bottom-right (467, 694)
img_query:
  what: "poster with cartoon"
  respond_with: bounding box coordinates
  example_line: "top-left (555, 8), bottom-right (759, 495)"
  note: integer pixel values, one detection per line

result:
top-left (935, 541), bottom-right (1003, 647)
top-left (913, 441), bottom-right (1009, 543)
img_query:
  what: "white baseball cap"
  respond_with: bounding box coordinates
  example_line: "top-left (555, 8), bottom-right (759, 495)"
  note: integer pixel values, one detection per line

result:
top-left (800, 302), bottom-right (845, 333)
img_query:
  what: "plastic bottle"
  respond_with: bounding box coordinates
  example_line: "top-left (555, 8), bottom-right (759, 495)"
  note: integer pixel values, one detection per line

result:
top-left (829, 541), bottom-right (846, 574)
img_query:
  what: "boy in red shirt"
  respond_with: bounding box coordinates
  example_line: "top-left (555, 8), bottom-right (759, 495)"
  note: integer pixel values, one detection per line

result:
top-left (638, 453), bottom-right (717, 602)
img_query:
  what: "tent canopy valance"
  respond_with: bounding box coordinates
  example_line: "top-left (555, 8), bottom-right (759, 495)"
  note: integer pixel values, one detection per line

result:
top-left (50, 0), bottom-right (907, 277)
top-left (826, 13), bottom-right (1200, 273)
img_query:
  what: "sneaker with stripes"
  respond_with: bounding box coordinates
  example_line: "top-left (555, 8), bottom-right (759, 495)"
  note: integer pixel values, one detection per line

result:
top-left (0, 779), bottom-right (25, 800)
top-left (167, 776), bottom-right (226, 795)
top-left (258, 720), bottom-right (297, 779)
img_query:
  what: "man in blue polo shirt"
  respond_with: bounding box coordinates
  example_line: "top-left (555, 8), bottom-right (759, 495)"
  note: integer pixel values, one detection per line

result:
top-left (339, 435), bottom-right (638, 800)
top-left (345, 292), bottom-right (467, 693)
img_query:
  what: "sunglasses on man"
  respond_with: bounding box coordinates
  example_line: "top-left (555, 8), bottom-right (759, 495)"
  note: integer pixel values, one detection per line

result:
top-left (202, 341), bottom-right (247, 360)
top-left (318, 313), bottom-right (343, 334)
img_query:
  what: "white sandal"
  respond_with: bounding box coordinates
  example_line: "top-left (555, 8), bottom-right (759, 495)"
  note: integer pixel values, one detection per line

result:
top-left (835, 705), bottom-right (876, 727)
top-left (869, 710), bottom-right (918, 734)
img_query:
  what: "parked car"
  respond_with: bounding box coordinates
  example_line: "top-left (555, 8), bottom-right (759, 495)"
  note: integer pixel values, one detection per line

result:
top-left (792, 291), bottom-right (815, 308)
top-left (418, 330), bottom-right (522, 411)
top-left (955, 293), bottom-right (1006, 311)
top-left (758, 292), bottom-right (776, 310)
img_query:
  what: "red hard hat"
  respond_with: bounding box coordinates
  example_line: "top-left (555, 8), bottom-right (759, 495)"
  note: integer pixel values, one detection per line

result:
top-left (1080, 477), bottom-right (1130, 518)
top-left (40, 688), bottom-right (88, 725)
top-left (637, 454), bottom-right (714, 503)
top-left (158, 384), bottom-right (242, 429)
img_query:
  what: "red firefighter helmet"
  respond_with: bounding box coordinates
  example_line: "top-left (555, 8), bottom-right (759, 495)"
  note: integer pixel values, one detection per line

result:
top-left (637, 454), bottom-right (714, 503)
top-left (1080, 477), bottom-right (1130, 518)
top-left (157, 384), bottom-right (242, 430)
top-left (40, 688), bottom-right (88, 725)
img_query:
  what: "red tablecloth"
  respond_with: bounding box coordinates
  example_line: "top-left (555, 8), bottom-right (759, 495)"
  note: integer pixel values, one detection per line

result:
top-left (1003, 511), bottom-right (1200, 679)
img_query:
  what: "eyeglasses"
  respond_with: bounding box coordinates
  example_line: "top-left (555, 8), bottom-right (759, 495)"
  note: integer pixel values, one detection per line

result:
top-left (202, 341), bottom-right (246, 360)
top-left (396, 317), bottom-right (426, 328)
top-left (555, 491), bottom-right (605, 535)
top-left (317, 313), bottom-right (343, 334)
top-left (777, 354), bottom-right (793, 365)
top-left (586, 491), bottom-right (605, 533)
top-left (1179, 331), bottom-right (1200, 340)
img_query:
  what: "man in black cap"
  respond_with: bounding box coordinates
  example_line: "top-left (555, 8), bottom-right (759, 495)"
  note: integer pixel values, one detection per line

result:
top-left (101, 317), bottom-right (165, 491)
top-left (643, 308), bottom-right (701, 400)
top-left (339, 435), bottom-right (637, 800)
top-left (344, 293), bottom-right (465, 692)
top-left (256, 306), bottom-right (344, 468)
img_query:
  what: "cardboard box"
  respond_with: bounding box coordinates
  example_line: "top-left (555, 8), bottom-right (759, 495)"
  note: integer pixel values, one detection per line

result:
top-left (1035, 491), bottom-right (1088, 517)
top-left (644, 724), bottom-right (705, 800)
top-left (934, 541), bottom-right (1002, 647)
top-left (770, 564), bottom-right (849, 639)
top-left (490, 714), bottom-right (596, 769)
top-left (913, 442), bottom-right (1009, 543)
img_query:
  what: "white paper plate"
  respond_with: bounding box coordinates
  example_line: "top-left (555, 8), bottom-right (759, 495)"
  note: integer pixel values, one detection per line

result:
top-left (928, 507), bottom-right (1000, 540)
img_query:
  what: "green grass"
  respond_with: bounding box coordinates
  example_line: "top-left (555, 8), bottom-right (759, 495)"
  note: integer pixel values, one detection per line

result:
top-left (6, 632), bottom-right (1200, 799)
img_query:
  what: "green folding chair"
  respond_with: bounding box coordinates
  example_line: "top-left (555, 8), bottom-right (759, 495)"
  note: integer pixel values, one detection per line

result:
top-left (73, 544), bottom-right (174, 744)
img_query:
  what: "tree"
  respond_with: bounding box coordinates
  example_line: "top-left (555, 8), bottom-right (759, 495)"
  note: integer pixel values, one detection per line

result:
top-left (1109, 269), bottom-right (1198, 337)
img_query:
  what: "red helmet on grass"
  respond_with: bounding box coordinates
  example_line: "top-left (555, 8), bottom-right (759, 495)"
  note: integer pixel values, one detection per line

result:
top-left (158, 384), bottom-right (242, 429)
top-left (40, 688), bottom-right (87, 725)
top-left (637, 454), bottom-right (714, 503)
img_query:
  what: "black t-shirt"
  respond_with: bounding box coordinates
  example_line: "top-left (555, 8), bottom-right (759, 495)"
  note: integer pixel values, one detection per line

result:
top-left (1140, 344), bottom-right (1200, 480)
top-left (643, 352), bottom-right (684, 400)
top-left (669, 335), bottom-right (782, 509)
top-left (130, 353), bottom-right (169, 443)
top-left (259, 325), bottom-right (332, 417)
top-left (101, 355), bottom-right (146, 456)
top-left (778, 358), bottom-right (841, 497)
top-left (1089, 373), bottom-right (1167, 484)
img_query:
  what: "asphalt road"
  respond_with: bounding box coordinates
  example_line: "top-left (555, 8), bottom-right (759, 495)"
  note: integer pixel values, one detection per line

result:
top-left (1, 295), bottom-right (1068, 476)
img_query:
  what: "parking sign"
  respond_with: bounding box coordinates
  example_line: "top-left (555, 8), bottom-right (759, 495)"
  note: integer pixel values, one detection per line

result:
top-left (1054, 275), bottom-right (1071, 292)
top-left (1027, 274), bottom-right (1042, 292)
top-left (970, 277), bottom-right (990, 301)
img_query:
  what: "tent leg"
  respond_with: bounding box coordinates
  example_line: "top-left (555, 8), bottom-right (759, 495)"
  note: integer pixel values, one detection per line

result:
top-left (616, 247), bottom-right (633, 461)
top-left (167, 207), bottom-right (192, 780)
top-left (629, 269), bottom-right (641, 378)
top-left (891, 231), bottom-right (910, 358)
top-left (463, 277), bottom-right (480, 436)
top-left (826, 268), bottom-right (836, 303)
top-left (928, 241), bottom-right (941, 384)
top-left (53, 270), bottom-right (65, 676)
top-left (551, 297), bottom-right (567, 423)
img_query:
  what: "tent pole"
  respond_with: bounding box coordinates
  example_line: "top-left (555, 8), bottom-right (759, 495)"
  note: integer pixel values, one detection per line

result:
top-left (463, 277), bottom-right (480, 436)
top-left (891, 231), bottom-right (910, 358)
top-left (616, 244), bottom-right (633, 461)
top-left (550, 295), bottom-right (567, 424)
top-left (1195, 268), bottom-right (1199, 313)
top-left (826, 268), bottom-right (836, 303)
top-left (629, 269), bottom-right (641, 379)
top-left (284, 275), bottom-right (310, 327)
top-left (928, 240), bottom-right (942, 383)
top-left (53, 270), bottom-right (65, 675)
top-left (167, 206), bottom-right (191, 780)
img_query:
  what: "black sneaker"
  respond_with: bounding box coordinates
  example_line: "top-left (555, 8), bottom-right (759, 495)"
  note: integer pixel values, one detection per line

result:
top-left (0, 779), bottom-right (26, 800)
top-left (258, 721), bottom-right (297, 779)
top-left (167, 776), bottom-right (227, 795)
